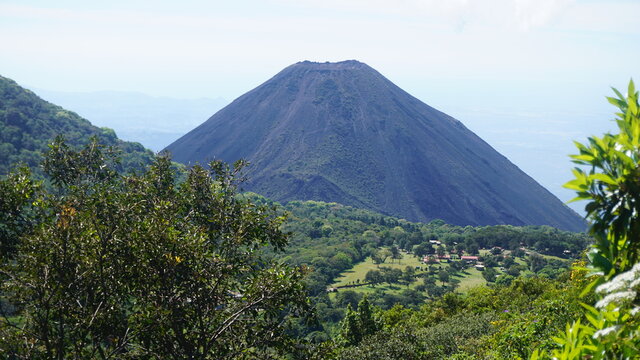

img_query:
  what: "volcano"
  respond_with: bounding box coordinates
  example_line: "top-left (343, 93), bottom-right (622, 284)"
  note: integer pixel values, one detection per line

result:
top-left (165, 60), bottom-right (585, 231)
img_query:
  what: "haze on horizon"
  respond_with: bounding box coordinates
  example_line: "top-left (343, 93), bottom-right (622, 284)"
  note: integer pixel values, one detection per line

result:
top-left (1, 0), bottom-right (638, 213)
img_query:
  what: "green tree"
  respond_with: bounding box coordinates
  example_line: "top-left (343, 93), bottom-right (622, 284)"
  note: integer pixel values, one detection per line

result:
top-left (402, 266), bottom-right (416, 285)
top-left (381, 267), bottom-right (403, 284)
top-left (335, 290), bottom-right (362, 309)
top-left (482, 267), bottom-right (498, 283)
top-left (438, 269), bottom-right (450, 285)
top-left (527, 253), bottom-right (546, 273)
top-left (413, 242), bottom-right (433, 258)
top-left (365, 270), bottom-right (384, 286)
top-left (338, 296), bottom-right (380, 346)
top-left (373, 248), bottom-right (391, 266)
top-left (330, 252), bottom-right (353, 271)
top-left (339, 303), bottom-right (361, 346)
top-left (357, 296), bottom-right (378, 338)
top-left (390, 245), bottom-right (402, 263)
top-left (0, 165), bottom-right (42, 258)
top-left (0, 138), bottom-right (311, 359)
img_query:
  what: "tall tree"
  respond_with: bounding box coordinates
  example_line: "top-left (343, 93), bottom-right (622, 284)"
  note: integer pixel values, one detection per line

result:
top-left (338, 296), bottom-right (379, 346)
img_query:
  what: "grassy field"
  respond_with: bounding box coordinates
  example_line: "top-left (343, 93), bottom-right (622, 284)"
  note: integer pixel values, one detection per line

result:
top-left (539, 253), bottom-right (570, 262)
top-left (327, 246), bottom-right (561, 299)
top-left (330, 251), bottom-right (491, 297)
top-left (331, 252), bottom-right (425, 288)
top-left (455, 268), bottom-right (486, 292)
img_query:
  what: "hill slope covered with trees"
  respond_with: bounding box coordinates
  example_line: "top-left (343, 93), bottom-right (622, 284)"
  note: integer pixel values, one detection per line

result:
top-left (0, 75), bottom-right (154, 175)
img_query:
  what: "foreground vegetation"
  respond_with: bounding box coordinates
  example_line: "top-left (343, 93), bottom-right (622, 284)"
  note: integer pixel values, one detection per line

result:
top-left (0, 139), bottom-right (310, 358)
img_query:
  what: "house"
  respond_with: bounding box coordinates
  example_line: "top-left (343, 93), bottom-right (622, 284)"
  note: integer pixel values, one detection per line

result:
top-left (423, 255), bottom-right (440, 264)
top-left (429, 240), bottom-right (441, 245)
top-left (461, 255), bottom-right (479, 263)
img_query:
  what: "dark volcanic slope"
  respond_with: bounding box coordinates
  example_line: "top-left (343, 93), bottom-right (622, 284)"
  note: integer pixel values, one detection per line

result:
top-left (166, 60), bottom-right (585, 232)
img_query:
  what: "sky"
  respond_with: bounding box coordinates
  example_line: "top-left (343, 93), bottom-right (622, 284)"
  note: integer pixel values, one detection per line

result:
top-left (1, 0), bottom-right (639, 212)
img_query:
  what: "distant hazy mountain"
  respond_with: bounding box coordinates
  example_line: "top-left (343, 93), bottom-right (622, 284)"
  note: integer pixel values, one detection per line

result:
top-left (166, 60), bottom-right (585, 232)
top-left (0, 75), bottom-right (154, 175)
top-left (34, 89), bottom-right (227, 151)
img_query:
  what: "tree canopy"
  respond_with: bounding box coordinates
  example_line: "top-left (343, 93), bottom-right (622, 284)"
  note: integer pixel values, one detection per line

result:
top-left (0, 138), bottom-right (310, 359)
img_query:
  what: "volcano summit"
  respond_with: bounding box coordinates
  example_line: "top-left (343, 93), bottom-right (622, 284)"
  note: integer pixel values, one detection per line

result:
top-left (166, 60), bottom-right (585, 232)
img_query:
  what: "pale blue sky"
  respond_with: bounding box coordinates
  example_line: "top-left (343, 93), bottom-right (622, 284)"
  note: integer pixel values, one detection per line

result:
top-left (1, 0), bottom-right (639, 212)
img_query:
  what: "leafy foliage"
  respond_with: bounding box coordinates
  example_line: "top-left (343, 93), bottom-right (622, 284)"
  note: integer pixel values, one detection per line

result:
top-left (565, 81), bottom-right (640, 277)
top-left (329, 276), bottom-right (584, 359)
top-left (0, 140), bottom-right (310, 359)
top-left (536, 80), bottom-right (640, 359)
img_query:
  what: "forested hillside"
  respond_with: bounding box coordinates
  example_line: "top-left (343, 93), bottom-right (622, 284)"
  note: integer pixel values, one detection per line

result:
top-left (0, 75), bottom-right (154, 175)
top-left (243, 195), bottom-right (592, 349)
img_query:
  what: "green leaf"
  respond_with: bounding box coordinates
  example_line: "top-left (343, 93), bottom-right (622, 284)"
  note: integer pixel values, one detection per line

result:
top-left (588, 251), bottom-right (613, 275)
top-left (564, 181), bottom-right (586, 191)
top-left (611, 86), bottom-right (625, 100)
top-left (608, 96), bottom-right (626, 109)
top-left (628, 96), bottom-right (638, 115)
top-left (589, 173), bottom-right (617, 186)
top-left (570, 154), bottom-right (595, 162)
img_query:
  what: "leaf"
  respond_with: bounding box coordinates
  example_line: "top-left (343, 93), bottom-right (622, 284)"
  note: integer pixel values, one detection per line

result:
top-left (566, 195), bottom-right (590, 204)
top-left (579, 277), bottom-right (603, 298)
top-left (611, 86), bottom-right (625, 100)
top-left (564, 180), bottom-right (587, 191)
top-left (628, 95), bottom-right (638, 115)
top-left (608, 96), bottom-right (626, 109)
top-left (530, 349), bottom-right (540, 360)
top-left (590, 173), bottom-right (618, 186)
top-left (570, 154), bottom-right (595, 162)
top-left (587, 251), bottom-right (613, 275)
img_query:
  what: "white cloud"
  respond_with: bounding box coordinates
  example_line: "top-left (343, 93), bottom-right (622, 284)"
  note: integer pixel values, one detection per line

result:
top-left (274, 0), bottom-right (576, 31)
top-left (513, 0), bottom-right (574, 30)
